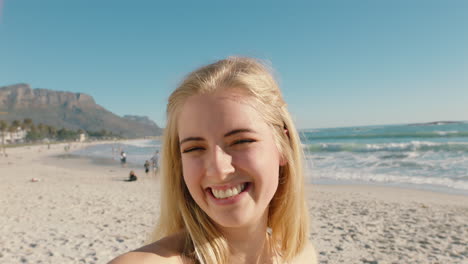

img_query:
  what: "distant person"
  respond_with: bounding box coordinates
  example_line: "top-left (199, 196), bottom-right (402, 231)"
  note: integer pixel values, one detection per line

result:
top-left (120, 151), bottom-right (127, 167)
top-left (126, 170), bottom-right (137, 182)
top-left (150, 151), bottom-right (160, 175)
top-left (144, 160), bottom-right (151, 175)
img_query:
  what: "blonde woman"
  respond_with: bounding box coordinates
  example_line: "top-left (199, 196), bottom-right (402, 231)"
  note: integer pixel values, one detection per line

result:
top-left (110, 57), bottom-right (317, 264)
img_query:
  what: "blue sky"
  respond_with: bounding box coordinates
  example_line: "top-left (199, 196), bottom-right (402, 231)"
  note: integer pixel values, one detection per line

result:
top-left (1, 0), bottom-right (467, 129)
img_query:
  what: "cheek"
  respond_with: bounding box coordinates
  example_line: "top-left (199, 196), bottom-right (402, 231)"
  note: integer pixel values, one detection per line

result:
top-left (235, 145), bottom-right (281, 183)
top-left (181, 157), bottom-right (204, 194)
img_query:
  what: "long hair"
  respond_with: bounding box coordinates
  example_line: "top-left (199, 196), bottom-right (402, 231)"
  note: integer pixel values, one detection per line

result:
top-left (151, 57), bottom-right (309, 263)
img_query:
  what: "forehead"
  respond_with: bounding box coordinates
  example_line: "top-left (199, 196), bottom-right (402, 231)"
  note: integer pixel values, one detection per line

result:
top-left (177, 91), bottom-right (268, 137)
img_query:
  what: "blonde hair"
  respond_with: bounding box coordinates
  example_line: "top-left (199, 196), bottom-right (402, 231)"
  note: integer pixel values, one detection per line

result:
top-left (151, 57), bottom-right (309, 263)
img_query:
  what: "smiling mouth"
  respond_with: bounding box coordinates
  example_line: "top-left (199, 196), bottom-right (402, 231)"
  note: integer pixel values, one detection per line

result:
top-left (208, 182), bottom-right (250, 199)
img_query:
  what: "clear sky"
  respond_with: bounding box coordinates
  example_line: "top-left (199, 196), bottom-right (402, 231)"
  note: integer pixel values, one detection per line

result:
top-left (1, 0), bottom-right (467, 129)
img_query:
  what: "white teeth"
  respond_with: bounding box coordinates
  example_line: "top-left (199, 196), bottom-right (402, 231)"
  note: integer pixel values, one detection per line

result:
top-left (211, 183), bottom-right (246, 199)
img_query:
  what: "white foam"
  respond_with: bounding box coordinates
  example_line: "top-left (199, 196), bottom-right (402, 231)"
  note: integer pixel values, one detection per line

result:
top-left (120, 139), bottom-right (161, 148)
top-left (307, 169), bottom-right (468, 191)
top-left (435, 130), bottom-right (459, 136)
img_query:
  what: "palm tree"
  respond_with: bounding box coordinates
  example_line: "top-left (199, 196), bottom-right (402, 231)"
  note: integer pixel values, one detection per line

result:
top-left (37, 123), bottom-right (49, 139)
top-left (0, 120), bottom-right (8, 156)
top-left (37, 123), bottom-right (45, 133)
top-left (100, 129), bottom-right (107, 137)
top-left (47, 125), bottom-right (57, 139)
top-left (11, 120), bottom-right (21, 128)
top-left (8, 124), bottom-right (18, 144)
top-left (22, 118), bottom-right (33, 130)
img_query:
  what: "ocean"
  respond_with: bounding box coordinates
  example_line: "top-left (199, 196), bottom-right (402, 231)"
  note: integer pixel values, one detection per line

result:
top-left (73, 121), bottom-right (468, 195)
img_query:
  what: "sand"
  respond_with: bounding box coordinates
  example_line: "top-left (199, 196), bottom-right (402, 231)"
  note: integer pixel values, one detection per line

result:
top-left (308, 185), bottom-right (468, 263)
top-left (1, 143), bottom-right (467, 263)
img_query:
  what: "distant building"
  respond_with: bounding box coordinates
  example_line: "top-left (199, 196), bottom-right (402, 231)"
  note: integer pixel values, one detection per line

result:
top-left (0, 127), bottom-right (27, 144)
top-left (78, 133), bottom-right (87, 142)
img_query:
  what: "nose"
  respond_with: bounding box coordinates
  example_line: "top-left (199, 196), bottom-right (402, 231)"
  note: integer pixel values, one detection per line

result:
top-left (205, 145), bottom-right (235, 180)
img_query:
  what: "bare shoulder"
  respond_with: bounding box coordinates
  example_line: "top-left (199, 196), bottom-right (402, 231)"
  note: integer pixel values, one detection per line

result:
top-left (293, 241), bottom-right (318, 264)
top-left (108, 232), bottom-right (189, 264)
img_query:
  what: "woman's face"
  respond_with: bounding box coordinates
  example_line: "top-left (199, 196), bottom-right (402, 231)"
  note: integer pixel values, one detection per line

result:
top-left (178, 90), bottom-right (283, 229)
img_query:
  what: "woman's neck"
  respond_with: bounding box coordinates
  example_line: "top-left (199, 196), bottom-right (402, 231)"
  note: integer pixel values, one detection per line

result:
top-left (217, 214), bottom-right (276, 264)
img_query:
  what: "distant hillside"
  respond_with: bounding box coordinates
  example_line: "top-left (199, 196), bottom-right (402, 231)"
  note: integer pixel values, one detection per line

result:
top-left (408, 121), bottom-right (465, 126)
top-left (0, 83), bottom-right (163, 138)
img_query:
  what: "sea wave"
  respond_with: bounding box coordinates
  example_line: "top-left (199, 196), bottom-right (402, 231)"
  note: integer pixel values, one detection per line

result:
top-left (308, 170), bottom-right (468, 192)
top-left (302, 131), bottom-right (468, 140)
top-left (304, 141), bottom-right (468, 153)
top-left (120, 139), bottom-right (161, 148)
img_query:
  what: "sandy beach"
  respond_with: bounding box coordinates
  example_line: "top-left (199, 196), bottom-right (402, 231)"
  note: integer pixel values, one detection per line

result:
top-left (1, 144), bottom-right (467, 263)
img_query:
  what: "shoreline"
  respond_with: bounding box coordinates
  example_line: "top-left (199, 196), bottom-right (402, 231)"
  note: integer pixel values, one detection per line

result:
top-left (53, 151), bottom-right (468, 201)
top-left (311, 178), bottom-right (468, 197)
top-left (1, 144), bottom-right (467, 263)
top-left (54, 147), bottom-right (468, 202)
top-left (68, 143), bottom-right (468, 196)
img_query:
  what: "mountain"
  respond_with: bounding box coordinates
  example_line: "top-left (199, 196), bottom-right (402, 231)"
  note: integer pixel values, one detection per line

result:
top-left (123, 115), bottom-right (159, 126)
top-left (0, 83), bottom-right (163, 138)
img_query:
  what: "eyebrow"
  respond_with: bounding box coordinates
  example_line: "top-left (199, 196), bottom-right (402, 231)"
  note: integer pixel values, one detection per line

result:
top-left (179, 128), bottom-right (256, 145)
top-left (223, 128), bottom-right (256, 137)
top-left (179, 136), bottom-right (204, 146)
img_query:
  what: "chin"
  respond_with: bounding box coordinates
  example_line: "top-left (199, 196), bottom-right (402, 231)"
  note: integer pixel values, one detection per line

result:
top-left (208, 209), bottom-right (267, 230)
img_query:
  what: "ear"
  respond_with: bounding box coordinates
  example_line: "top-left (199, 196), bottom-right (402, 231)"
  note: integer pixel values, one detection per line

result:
top-left (279, 148), bottom-right (288, 166)
top-left (280, 156), bottom-right (288, 166)
top-left (280, 127), bottom-right (289, 166)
